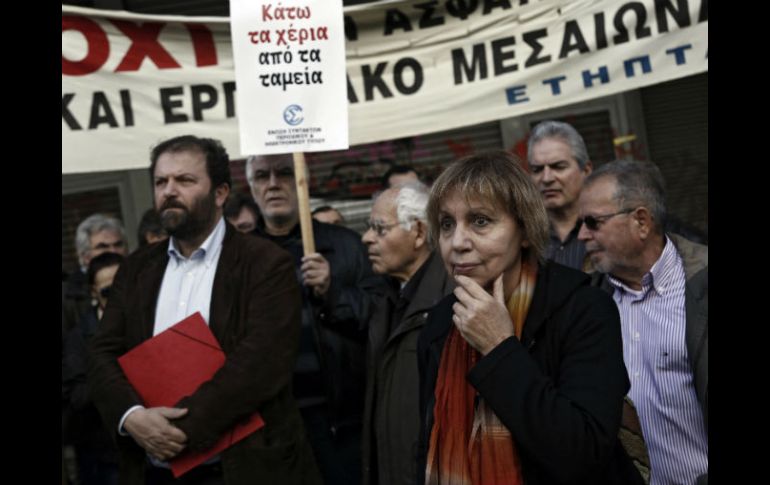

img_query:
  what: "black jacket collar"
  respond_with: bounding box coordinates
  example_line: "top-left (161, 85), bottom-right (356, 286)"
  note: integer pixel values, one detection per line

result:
top-left (422, 261), bottom-right (591, 350)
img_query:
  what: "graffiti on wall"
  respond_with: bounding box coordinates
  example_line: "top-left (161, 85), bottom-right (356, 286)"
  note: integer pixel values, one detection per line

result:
top-left (306, 135), bottom-right (478, 198)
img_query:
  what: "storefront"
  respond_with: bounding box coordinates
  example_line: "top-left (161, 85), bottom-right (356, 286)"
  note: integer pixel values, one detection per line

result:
top-left (62, 0), bottom-right (708, 270)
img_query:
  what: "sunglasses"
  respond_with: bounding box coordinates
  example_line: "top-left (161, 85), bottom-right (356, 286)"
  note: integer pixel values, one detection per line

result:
top-left (93, 241), bottom-right (125, 251)
top-left (579, 208), bottom-right (635, 231)
top-left (99, 286), bottom-right (112, 299)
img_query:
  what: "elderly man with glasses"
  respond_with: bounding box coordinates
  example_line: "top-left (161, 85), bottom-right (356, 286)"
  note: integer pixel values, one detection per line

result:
top-left (246, 154), bottom-right (385, 485)
top-left (578, 160), bottom-right (708, 485)
top-left (360, 181), bottom-right (452, 485)
top-left (64, 214), bottom-right (129, 333)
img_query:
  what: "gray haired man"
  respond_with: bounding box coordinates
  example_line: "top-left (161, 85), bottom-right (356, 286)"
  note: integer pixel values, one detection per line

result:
top-left (360, 182), bottom-right (453, 485)
top-left (63, 214), bottom-right (128, 333)
top-left (246, 153), bottom-right (383, 485)
top-left (62, 213), bottom-right (128, 484)
top-left (578, 160), bottom-right (708, 485)
top-left (527, 120), bottom-right (593, 270)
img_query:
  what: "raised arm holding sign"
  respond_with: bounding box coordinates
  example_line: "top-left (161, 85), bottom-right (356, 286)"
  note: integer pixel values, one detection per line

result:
top-left (232, 4), bottom-right (387, 483)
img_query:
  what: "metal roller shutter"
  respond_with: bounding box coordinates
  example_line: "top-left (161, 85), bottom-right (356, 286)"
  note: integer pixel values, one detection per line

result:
top-left (231, 120), bottom-right (503, 234)
top-left (640, 73), bottom-right (708, 237)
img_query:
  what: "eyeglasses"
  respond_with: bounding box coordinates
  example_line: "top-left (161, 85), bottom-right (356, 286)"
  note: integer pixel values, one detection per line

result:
top-left (93, 241), bottom-right (125, 251)
top-left (251, 167), bottom-right (295, 183)
top-left (579, 208), bottom-right (636, 231)
top-left (99, 286), bottom-right (112, 299)
top-left (366, 221), bottom-right (399, 237)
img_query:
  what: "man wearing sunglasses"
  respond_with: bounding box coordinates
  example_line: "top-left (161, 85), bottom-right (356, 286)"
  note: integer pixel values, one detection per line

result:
top-left (63, 252), bottom-right (125, 485)
top-left (578, 160), bottom-right (708, 485)
top-left (527, 120), bottom-right (593, 271)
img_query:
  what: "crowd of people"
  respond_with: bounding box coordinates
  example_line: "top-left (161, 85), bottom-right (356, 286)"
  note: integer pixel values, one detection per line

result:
top-left (62, 121), bottom-right (707, 485)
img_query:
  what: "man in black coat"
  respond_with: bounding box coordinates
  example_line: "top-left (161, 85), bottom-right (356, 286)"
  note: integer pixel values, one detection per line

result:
top-left (360, 183), bottom-right (453, 485)
top-left (247, 154), bottom-right (385, 485)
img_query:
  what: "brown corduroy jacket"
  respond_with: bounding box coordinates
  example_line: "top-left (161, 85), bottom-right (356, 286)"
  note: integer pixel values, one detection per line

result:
top-left (88, 223), bottom-right (321, 485)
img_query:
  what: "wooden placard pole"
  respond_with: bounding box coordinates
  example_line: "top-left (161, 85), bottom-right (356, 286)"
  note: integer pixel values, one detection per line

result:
top-left (293, 152), bottom-right (316, 255)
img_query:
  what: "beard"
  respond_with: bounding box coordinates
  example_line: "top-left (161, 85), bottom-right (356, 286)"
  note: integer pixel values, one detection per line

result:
top-left (159, 191), bottom-right (217, 241)
top-left (587, 247), bottom-right (633, 277)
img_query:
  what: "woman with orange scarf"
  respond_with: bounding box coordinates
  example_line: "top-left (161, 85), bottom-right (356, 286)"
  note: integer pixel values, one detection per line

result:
top-left (415, 152), bottom-right (643, 485)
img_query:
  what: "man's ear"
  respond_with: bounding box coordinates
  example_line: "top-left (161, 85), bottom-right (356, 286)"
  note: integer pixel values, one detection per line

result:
top-left (215, 183), bottom-right (230, 208)
top-left (413, 220), bottom-right (428, 250)
top-left (634, 207), bottom-right (654, 240)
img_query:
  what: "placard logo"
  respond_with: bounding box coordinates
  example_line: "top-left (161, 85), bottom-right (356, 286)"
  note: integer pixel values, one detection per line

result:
top-left (283, 105), bottom-right (303, 126)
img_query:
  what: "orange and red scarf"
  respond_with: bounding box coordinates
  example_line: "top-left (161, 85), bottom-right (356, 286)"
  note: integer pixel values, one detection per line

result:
top-left (425, 260), bottom-right (537, 485)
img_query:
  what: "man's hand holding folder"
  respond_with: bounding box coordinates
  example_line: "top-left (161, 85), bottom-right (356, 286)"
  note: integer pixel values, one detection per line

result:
top-left (123, 406), bottom-right (189, 462)
top-left (118, 312), bottom-right (265, 477)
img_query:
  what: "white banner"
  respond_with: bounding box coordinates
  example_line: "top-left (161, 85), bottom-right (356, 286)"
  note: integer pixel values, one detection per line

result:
top-left (62, 0), bottom-right (708, 173)
top-left (229, 0), bottom-right (349, 154)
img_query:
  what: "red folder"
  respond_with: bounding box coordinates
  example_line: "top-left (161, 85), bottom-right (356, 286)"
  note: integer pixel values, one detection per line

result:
top-left (118, 312), bottom-right (265, 477)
